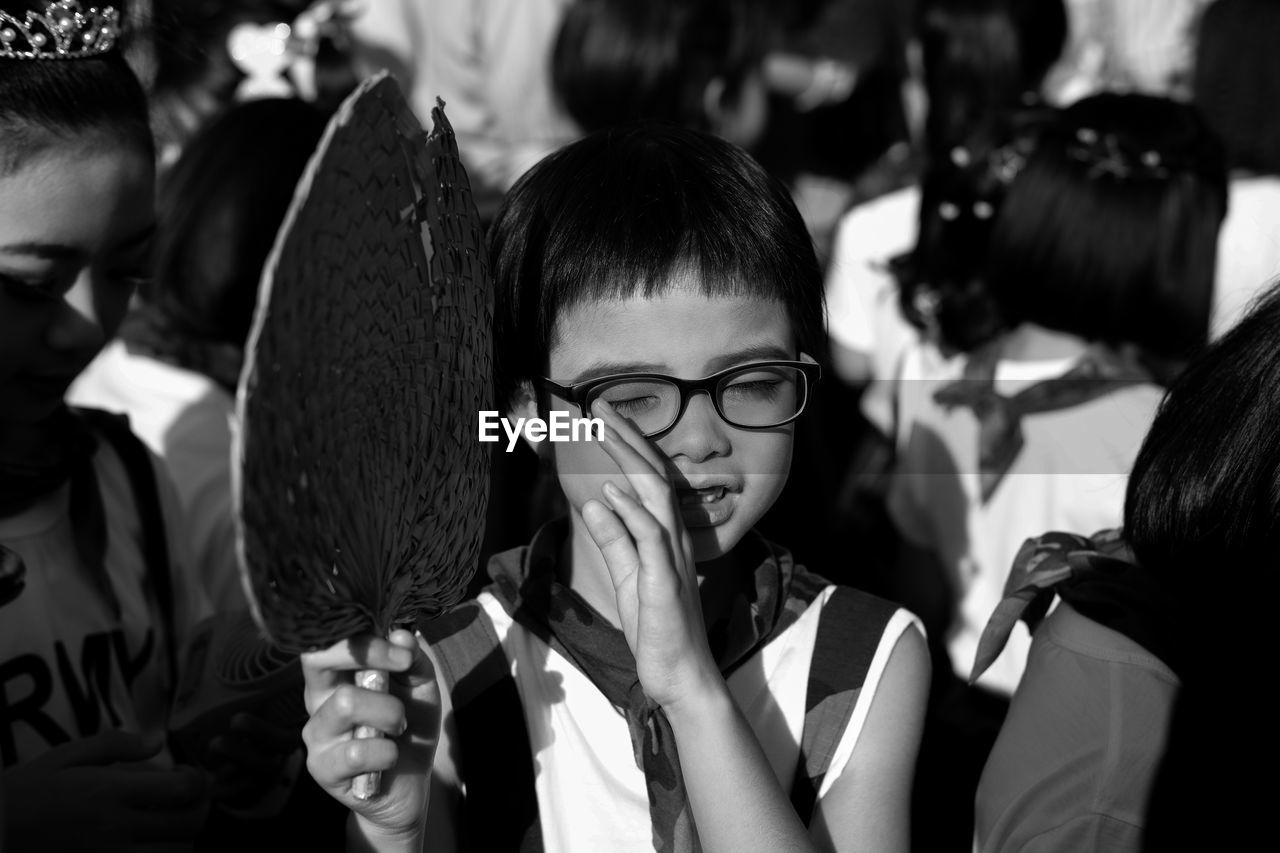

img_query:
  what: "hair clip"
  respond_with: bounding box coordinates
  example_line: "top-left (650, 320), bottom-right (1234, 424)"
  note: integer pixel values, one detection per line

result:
top-left (0, 1), bottom-right (118, 60)
top-left (1067, 126), bottom-right (1172, 181)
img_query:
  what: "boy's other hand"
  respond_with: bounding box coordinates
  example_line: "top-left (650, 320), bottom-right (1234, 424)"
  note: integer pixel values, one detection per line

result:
top-left (581, 399), bottom-right (723, 712)
top-left (2, 729), bottom-right (211, 852)
top-left (300, 629), bottom-right (440, 847)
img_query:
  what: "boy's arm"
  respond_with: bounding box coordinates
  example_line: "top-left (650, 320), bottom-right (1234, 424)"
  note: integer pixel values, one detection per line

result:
top-left (808, 626), bottom-right (929, 852)
top-left (666, 626), bottom-right (928, 853)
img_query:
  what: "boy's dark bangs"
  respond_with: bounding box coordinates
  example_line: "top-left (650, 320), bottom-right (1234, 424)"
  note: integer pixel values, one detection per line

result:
top-left (537, 128), bottom-right (820, 352)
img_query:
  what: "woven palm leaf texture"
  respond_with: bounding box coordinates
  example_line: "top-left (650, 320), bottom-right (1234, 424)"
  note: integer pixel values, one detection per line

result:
top-left (234, 72), bottom-right (493, 656)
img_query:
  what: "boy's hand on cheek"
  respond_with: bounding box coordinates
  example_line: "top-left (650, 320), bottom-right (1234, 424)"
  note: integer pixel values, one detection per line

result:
top-left (581, 401), bottom-right (723, 711)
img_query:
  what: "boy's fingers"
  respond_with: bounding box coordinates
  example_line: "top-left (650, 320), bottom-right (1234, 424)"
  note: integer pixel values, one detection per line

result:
top-left (304, 684), bottom-right (408, 747)
top-left (582, 499), bottom-right (641, 595)
top-left (302, 635), bottom-right (416, 710)
top-left (387, 631), bottom-right (437, 691)
top-left (302, 636), bottom-right (414, 678)
top-left (306, 736), bottom-right (400, 791)
top-left (602, 484), bottom-right (680, 592)
top-left (592, 400), bottom-right (671, 485)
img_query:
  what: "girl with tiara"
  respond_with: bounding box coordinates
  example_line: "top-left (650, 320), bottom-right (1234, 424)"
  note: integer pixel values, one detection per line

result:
top-left (0, 2), bottom-right (213, 847)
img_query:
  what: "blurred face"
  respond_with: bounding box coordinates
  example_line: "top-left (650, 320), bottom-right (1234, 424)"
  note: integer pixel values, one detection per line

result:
top-left (533, 276), bottom-right (803, 563)
top-left (0, 137), bottom-right (155, 425)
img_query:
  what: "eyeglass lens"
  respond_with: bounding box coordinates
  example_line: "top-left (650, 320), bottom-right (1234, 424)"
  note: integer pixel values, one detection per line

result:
top-left (588, 365), bottom-right (807, 435)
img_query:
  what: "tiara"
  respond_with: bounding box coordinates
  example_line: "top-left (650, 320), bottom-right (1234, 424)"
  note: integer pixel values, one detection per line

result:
top-left (0, 1), bottom-right (119, 60)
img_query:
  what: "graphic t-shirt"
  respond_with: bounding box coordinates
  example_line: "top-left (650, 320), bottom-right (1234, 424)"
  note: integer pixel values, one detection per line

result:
top-left (0, 436), bottom-right (208, 768)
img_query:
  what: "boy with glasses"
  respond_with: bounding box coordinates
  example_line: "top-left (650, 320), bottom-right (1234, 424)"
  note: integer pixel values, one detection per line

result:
top-left (298, 123), bottom-right (928, 853)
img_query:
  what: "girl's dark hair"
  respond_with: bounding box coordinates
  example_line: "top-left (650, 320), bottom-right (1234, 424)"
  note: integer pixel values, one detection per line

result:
top-left (551, 0), bottom-right (766, 134)
top-left (0, 1), bottom-right (153, 173)
top-left (144, 97), bottom-right (328, 347)
top-left (1125, 281), bottom-right (1280, 583)
top-left (1194, 0), bottom-right (1280, 175)
top-left (918, 0), bottom-right (1066, 155)
top-left (895, 110), bottom-right (1049, 352)
top-left (985, 93), bottom-right (1227, 360)
top-left (490, 122), bottom-right (823, 410)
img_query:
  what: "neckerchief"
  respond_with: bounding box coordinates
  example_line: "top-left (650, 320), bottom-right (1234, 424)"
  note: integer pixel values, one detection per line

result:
top-left (971, 529), bottom-right (1183, 683)
top-left (487, 518), bottom-right (794, 853)
top-left (0, 407), bottom-right (117, 615)
top-left (933, 341), bottom-right (1153, 502)
top-left (118, 302), bottom-right (245, 393)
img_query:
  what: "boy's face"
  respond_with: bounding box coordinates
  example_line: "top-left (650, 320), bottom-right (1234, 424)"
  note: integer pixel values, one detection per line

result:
top-left (0, 137), bottom-right (155, 425)
top-left (533, 276), bottom-right (801, 562)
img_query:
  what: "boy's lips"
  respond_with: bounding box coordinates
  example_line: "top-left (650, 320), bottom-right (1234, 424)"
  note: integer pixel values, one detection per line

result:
top-left (675, 482), bottom-right (738, 527)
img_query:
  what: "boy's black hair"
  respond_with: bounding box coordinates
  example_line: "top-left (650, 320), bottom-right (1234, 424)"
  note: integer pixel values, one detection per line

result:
top-left (490, 121), bottom-right (823, 410)
top-left (146, 97), bottom-right (328, 347)
top-left (1194, 0), bottom-right (1280, 176)
top-left (985, 93), bottom-right (1227, 361)
top-left (0, 1), bottom-right (153, 174)
top-left (551, 0), bottom-right (767, 135)
top-left (917, 0), bottom-right (1066, 156)
top-left (1125, 280), bottom-right (1280, 584)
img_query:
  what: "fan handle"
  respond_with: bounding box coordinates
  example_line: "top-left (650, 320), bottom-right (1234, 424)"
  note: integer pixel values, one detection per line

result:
top-left (351, 668), bottom-right (389, 799)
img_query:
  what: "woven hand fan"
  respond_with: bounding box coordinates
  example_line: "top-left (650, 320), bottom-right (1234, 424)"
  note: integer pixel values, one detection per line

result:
top-left (233, 73), bottom-right (492, 796)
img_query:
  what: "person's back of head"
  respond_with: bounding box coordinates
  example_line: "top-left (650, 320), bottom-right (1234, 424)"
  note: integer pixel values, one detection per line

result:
top-left (985, 92), bottom-right (1227, 362)
top-left (144, 97), bottom-right (328, 356)
top-left (489, 121), bottom-right (822, 410)
top-left (1193, 0), bottom-right (1280, 176)
top-left (916, 0), bottom-right (1066, 155)
top-left (551, 0), bottom-right (769, 148)
top-left (894, 107), bottom-right (1052, 353)
top-left (1125, 280), bottom-right (1280, 588)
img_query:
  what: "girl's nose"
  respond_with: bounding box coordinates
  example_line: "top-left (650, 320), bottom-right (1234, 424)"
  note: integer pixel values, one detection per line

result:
top-left (660, 390), bottom-right (731, 462)
top-left (45, 276), bottom-right (106, 353)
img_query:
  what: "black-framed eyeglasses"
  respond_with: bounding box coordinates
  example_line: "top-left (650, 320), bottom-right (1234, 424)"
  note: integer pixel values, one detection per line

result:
top-left (539, 360), bottom-right (821, 438)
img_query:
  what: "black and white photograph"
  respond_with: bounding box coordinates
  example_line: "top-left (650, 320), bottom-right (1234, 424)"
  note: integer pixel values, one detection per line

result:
top-left (1, 1), bottom-right (1272, 850)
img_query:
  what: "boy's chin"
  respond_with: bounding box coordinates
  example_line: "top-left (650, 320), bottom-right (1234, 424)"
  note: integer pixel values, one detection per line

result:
top-left (688, 524), bottom-right (743, 565)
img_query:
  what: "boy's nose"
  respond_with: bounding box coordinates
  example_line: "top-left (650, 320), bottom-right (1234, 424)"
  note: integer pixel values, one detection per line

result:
top-left (660, 391), bottom-right (731, 462)
top-left (45, 276), bottom-right (107, 353)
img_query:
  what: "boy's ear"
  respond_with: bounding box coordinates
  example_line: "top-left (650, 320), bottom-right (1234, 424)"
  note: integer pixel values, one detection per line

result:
top-left (506, 380), bottom-right (551, 457)
top-left (507, 379), bottom-right (539, 423)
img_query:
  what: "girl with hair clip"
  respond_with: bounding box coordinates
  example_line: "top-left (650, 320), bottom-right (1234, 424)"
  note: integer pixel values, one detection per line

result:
top-left (972, 281), bottom-right (1280, 853)
top-left (824, 0), bottom-right (1068, 404)
top-left (0, 1), bottom-right (215, 848)
top-left (889, 92), bottom-right (1227, 700)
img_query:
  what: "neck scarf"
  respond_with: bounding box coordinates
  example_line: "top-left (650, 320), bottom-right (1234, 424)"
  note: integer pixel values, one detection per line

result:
top-left (971, 528), bottom-right (1183, 683)
top-left (118, 302), bottom-right (245, 394)
top-left (933, 341), bottom-right (1153, 502)
top-left (487, 518), bottom-right (795, 853)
